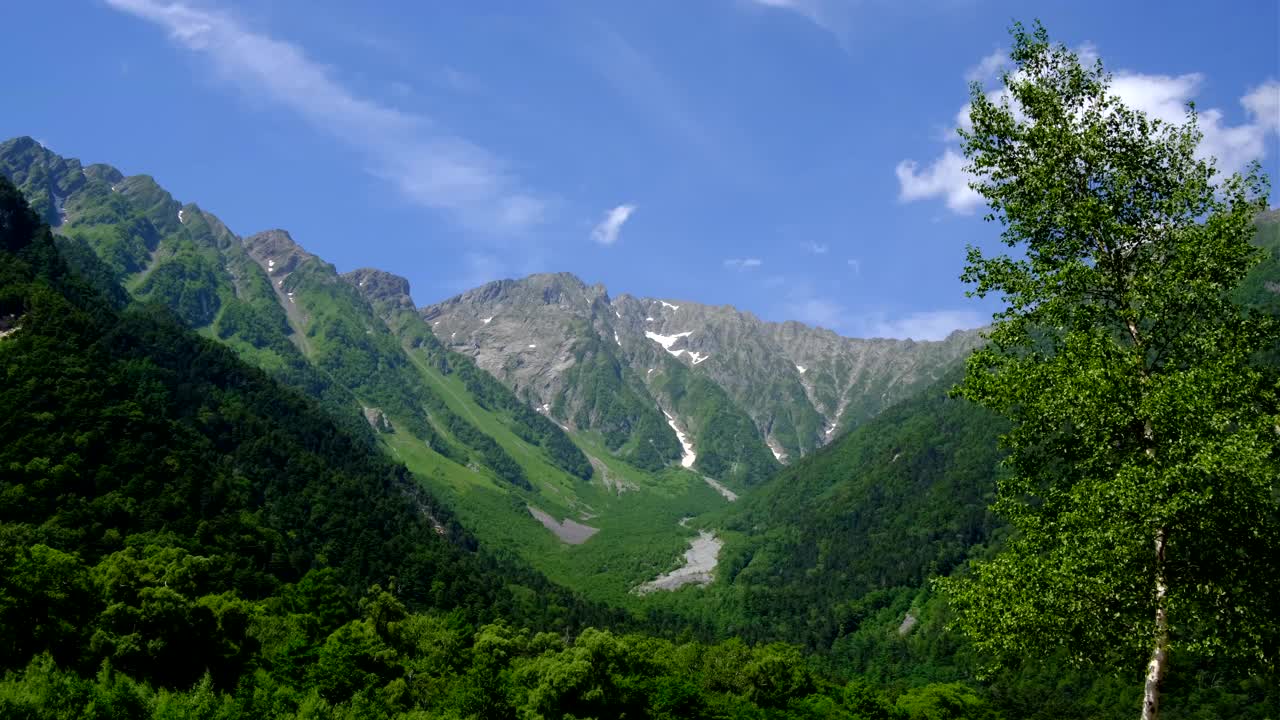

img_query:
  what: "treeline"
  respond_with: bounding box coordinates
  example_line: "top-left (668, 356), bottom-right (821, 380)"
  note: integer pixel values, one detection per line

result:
top-left (0, 593), bottom-right (1003, 720)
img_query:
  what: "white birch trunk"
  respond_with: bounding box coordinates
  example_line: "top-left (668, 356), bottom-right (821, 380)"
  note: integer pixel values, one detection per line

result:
top-left (1141, 527), bottom-right (1169, 720)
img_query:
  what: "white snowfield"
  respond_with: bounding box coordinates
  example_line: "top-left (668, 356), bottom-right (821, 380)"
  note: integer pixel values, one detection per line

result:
top-left (795, 364), bottom-right (806, 374)
top-left (635, 530), bottom-right (722, 594)
top-left (645, 317), bottom-right (655, 322)
top-left (481, 316), bottom-right (494, 324)
top-left (766, 437), bottom-right (788, 463)
top-left (177, 208), bottom-right (186, 224)
top-left (660, 301), bottom-right (680, 311)
top-left (688, 351), bottom-right (710, 365)
top-left (663, 411), bottom-right (697, 468)
top-left (614, 331), bottom-right (622, 347)
top-left (645, 330), bottom-right (693, 351)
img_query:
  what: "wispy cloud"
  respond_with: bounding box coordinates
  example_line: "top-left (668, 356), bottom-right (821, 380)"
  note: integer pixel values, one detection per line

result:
top-left (724, 257), bottom-right (764, 270)
top-left (964, 48), bottom-right (1007, 84)
top-left (783, 296), bottom-right (848, 330)
top-left (105, 0), bottom-right (545, 235)
top-left (747, 0), bottom-right (850, 47)
top-left (591, 204), bottom-right (637, 245)
top-left (587, 24), bottom-right (715, 154)
top-left (851, 309), bottom-right (986, 341)
top-left (898, 43), bottom-right (1280, 215)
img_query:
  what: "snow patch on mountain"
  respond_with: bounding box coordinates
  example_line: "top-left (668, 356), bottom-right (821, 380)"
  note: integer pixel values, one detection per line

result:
top-left (795, 364), bottom-right (806, 374)
top-left (663, 411), bottom-right (697, 468)
top-left (481, 316), bottom-right (493, 324)
top-left (645, 330), bottom-right (693, 359)
top-left (177, 208), bottom-right (186, 224)
top-left (660, 301), bottom-right (680, 311)
top-left (766, 437), bottom-right (788, 464)
top-left (688, 351), bottom-right (710, 365)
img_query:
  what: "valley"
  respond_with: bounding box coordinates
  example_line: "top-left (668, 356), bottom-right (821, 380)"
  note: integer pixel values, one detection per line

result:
top-left (2, 35), bottom-right (1278, 713)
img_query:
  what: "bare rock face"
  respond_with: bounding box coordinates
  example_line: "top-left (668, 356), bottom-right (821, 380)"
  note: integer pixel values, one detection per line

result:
top-left (422, 272), bottom-right (984, 464)
top-left (344, 268), bottom-right (415, 310)
top-left (423, 273), bottom-right (608, 403)
top-left (243, 229), bottom-right (316, 278)
top-left (362, 406), bottom-right (392, 433)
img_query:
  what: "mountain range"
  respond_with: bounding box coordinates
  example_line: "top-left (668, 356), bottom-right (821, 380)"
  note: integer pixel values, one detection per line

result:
top-left (0, 135), bottom-right (982, 595)
top-left (2, 134), bottom-right (1277, 717)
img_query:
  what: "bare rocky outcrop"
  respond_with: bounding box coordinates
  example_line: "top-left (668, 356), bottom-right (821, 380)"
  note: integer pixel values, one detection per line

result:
top-left (362, 406), bottom-right (392, 433)
top-left (527, 506), bottom-right (599, 544)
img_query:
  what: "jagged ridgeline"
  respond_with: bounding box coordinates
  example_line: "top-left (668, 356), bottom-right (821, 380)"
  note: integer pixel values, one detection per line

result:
top-left (424, 273), bottom-right (982, 485)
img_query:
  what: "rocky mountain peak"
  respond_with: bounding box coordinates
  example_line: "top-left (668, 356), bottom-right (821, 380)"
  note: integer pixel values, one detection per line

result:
top-left (83, 163), bottom-right (124, 186)
top-left (344, 268), bottom-right (415, 309)
top-left (243, 229), bottom-right (315, 277)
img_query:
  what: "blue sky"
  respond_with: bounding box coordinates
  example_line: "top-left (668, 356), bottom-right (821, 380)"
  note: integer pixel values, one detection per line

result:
top-left (5, 1), bottom-right (1278, 339)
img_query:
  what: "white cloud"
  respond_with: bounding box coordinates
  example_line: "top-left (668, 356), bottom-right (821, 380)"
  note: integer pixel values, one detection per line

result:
top-left (105, 0), bottom-right (544, 234)
top-left (899, 43), bottom-right (1280, 215)
top-left (852, 309), bottom-right (986, 341)
top-left (803, 241), bottom-right (829, 254)
top-left (724, 257), bottom-right (763, 270)
top-left (895, 148), bottom-right (983, 213)
top-left (1242, 80), bottom-right (1280, 134)
top-left (591, 204), bottom-right (636, 246)
top-left (964, 48), bottom-right (1006, 84)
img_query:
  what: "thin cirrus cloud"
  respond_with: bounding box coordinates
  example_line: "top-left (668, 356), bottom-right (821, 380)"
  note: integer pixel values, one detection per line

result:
top-left (591, 204), bottom-right (637, 246)
top-left (724, 257), bottom-right (764, 270)
top-left (747, 0), bottom-right (848, 46)
top-left (897, 45), bottom-right (1280, 215)
top-left (104, 0), bottom-right (546, 235)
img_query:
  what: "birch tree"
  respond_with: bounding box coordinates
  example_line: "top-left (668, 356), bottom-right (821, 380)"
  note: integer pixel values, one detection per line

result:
top-left (939, 22), bottom-right (1280, 720)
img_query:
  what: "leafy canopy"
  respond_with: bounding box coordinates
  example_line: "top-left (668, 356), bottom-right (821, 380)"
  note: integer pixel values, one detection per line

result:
top-left (939, 21), bottom-right (1279, 678)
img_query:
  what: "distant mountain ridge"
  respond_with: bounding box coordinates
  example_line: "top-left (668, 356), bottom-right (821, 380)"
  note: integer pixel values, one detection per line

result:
top-left (425, 272), bottom-right (983, 480)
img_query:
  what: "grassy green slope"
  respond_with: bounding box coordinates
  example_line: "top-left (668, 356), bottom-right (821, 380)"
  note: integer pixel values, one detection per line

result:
top-left (347, 268), bottom-right (736, 605)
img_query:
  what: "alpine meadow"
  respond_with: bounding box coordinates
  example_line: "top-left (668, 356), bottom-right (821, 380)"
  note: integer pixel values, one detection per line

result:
top-left (1, 4), bottom-right (1277, 720)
